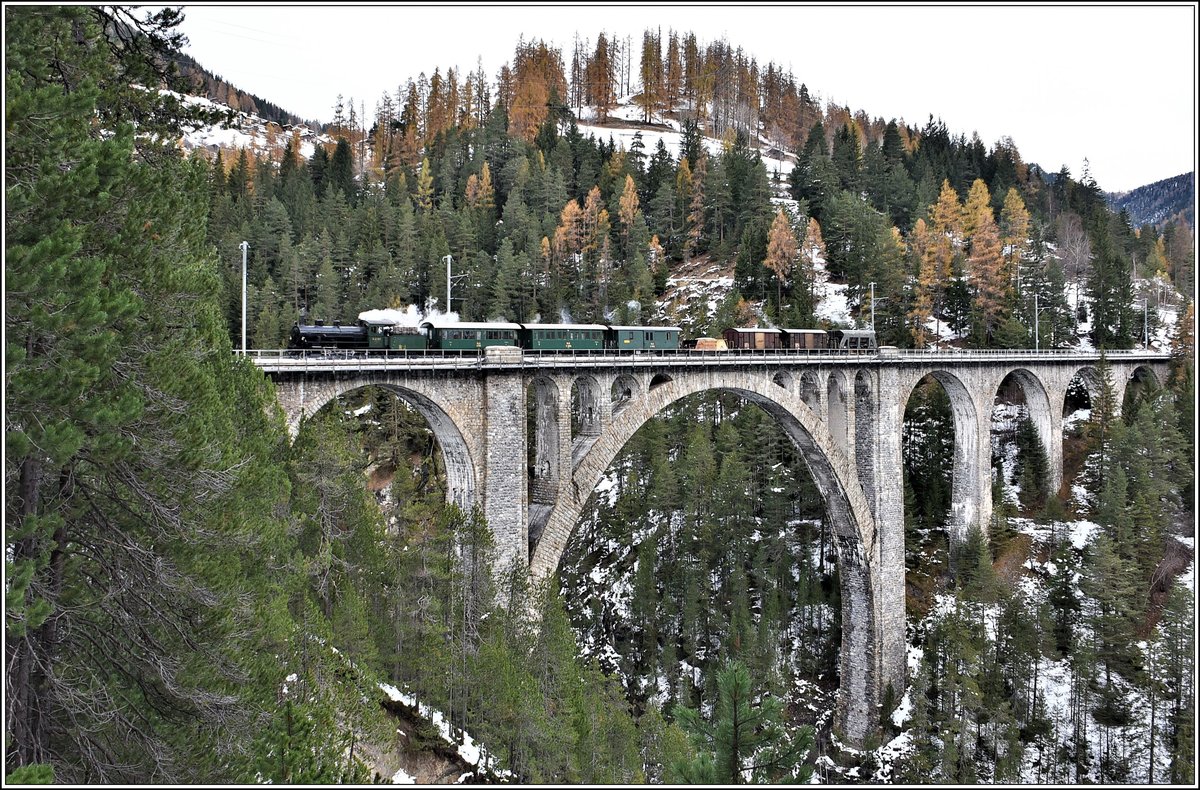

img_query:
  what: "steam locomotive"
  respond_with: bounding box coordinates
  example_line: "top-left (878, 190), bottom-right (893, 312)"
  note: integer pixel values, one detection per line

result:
top-left (287, 318), bottom-right (876, 353)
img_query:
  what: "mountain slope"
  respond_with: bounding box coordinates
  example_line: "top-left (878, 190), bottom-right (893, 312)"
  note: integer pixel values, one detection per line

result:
top-left (1106, 171), bottom-right (1194, 229)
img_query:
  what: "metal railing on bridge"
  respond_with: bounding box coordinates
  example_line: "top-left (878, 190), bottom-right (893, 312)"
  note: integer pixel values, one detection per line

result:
top-left (245, 346), bottom-right (1168, 375)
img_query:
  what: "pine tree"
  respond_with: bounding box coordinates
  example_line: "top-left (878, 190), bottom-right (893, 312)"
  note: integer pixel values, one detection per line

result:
top-left (329, 137), bottom-right (356, 205)
top-left (830, 123), bottom-right (862, 193)
top-left (670, 661), bottom-right (812, 783)
top-left (1084, 353), bottom-right (1120, 497)
top-left (1086, 214), bottom-right (1136, 349)
top-left (794, 217), bottom-right (825, 323)
top-left (1014, 415), bottom-right (1050, 512)
top-left (251, 690), bottom-right (371, 784)
top-left (1046, 532), bottom-right (1081, 656)
top-left (1158, 584), bottom-right (1195, 784)
top-left (1081, 533), bottom-right (1141, 691)
top-left (6, 7), bottom-right (292, 781)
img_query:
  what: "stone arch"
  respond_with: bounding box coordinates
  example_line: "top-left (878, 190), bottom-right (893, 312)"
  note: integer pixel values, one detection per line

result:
top-left (994, 368), bottom-right (1059, 493)
top-left (649, 372), bottom-right (674, 390)
top-left (1066, 366), bottom-right (1103, 413)
top-left (611, 374), bottom-right (640, 415)
top-left (528, 376), bottom-right (561, 505)
top-left (800, 370), bottom-right (822, 417)
top-left (1129, 364), bottom-right (1162, 388)
top-left (530, 373), bottom-right (882, 743)
top-left (773, 370), bottom-right (794, 392)
top-left (571, 375), bottom-right (603, 437)
top-left (827, 370), bottom-right (850, 455)
top-left (899, 370), bottom-right (983, 542)
top-left (296, 380), bottom-right (479, 513)
top-left (1121, 364), bottom-right (1161, 414)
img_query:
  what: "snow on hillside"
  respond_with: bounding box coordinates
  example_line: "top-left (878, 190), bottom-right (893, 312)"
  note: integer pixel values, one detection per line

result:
top-left (170, 89), bottom-right (325, 161)
top-left (866, 515), bottom-right (1195, 785)
top-left (576, 95), bottom-right (796, 183)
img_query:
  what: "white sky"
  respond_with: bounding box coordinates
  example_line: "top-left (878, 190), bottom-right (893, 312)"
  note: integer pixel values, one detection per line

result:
top-left (172, 3), bottom-right (1197, 193)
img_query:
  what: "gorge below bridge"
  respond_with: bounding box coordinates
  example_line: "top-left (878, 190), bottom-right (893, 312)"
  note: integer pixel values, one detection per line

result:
top-left (251, 346), bottom-right (1170, 744)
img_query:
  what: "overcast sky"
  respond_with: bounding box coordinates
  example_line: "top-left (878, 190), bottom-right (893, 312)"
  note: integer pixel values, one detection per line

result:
top-left (173, 3), bottom-right (1196, 193)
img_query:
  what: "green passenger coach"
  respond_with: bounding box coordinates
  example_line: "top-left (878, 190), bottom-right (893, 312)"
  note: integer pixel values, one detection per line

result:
top-left (422, 320), bottom-right (521, 350)
top-left (521, 323), bottom-right (607, 351)
top-left (608, 326), bottom-right (681, 350)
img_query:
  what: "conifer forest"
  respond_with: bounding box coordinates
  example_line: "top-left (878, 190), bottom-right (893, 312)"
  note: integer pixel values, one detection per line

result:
top-left (4, 6), bottom-right (1196, 784)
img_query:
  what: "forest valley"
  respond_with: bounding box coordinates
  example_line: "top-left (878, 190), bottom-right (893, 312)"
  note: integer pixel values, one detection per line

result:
top-left (4, 6), bottom-right (1195, 785)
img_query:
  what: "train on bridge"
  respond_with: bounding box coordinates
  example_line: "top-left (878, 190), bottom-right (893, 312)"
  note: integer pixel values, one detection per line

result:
top-left (288, 318), bottom-right (876, 353)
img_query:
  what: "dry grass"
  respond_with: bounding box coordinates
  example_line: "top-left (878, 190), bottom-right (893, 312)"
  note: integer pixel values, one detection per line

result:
top-left (993, 533), bottom-right (1033, 585)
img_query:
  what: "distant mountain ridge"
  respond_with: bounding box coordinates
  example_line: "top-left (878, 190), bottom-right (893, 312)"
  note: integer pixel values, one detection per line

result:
top-left (1106, 171), bottom-right (1194, 230)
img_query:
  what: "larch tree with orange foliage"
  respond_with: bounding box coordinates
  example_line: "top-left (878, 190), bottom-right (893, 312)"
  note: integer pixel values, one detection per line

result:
top-left (637, 28), bottom-right (663, 123)
top-left (664, 30), bottom-right (683, 113)
top-left (930, 179), bottom-right (963, 244)
top-left (618, 174), bottom-right (640, 254)
top-left (675, 157), bottom-right (694, 233)
top-left (908, 218), bottom-right (935, 347)
top-left (587, 33), bottom-right (616, 123)
top-left (999, 187), bottom-right (1030, 290)
top-left (763, 209), bottom-right (798, 310)
top-left (554, 198), bottom-right (584, 270)
top-left (961, 178), bottom-right (993, 243)
top-left (509, 39), bottom-right (568, 143)
top-left (685, 154), bottom-right (707, 262)
top-left (968, 211), bottom-right (1008, 345)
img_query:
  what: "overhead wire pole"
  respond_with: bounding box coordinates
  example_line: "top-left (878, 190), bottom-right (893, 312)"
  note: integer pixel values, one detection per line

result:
top-left (1032, 290), bottom-right (1053, 351)
top-left (869, 281), bottom-right (875, 333)
top-left (444, 254), bottom-right (468, 315)
top-left (240, 240), bottom-right (249, 355)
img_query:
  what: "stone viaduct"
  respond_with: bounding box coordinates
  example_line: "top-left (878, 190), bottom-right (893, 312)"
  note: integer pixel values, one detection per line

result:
top-left (251, 346), bottom-right (1169, 744)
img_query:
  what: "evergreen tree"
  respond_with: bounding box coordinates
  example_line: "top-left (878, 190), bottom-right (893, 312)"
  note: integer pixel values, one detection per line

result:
top-left (1086, 214), bottom-right (1136, 348)
top-left (1158, 584), bottom-right (1195, 785)
top-left (830, 123), bottom-right (862, 193)
top-left (6, 7), bottom-right (292, 781)
top-left (1013, 415), bottom-right (1050, 512)
top-left (670, 661), bottom-right (812, 783)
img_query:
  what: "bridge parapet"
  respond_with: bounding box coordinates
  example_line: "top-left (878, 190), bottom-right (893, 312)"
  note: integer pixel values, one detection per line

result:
top-left (248, 347), bottom-right (1169, 374)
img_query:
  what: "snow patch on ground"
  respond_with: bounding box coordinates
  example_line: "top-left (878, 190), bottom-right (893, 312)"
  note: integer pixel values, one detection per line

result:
top-left (378, 683), bottom-right (508, 777)
top-left (814, 281), bottom-right (852, 327)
